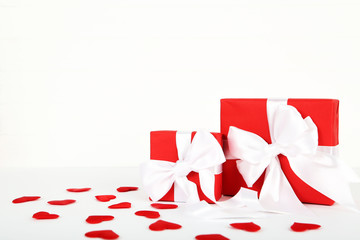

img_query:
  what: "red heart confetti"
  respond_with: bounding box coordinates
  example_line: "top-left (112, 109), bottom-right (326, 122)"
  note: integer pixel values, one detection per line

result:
top-left (67, 188), bottom-right (91, 192)
top-left (86, 215), bottom-right (115, 224)
top-left (85, 230), bottom-right (119, 239)
top-left (48, 199), bottom-right (76, 205)
top-left (149, 220), bottom-right (182, 231)
top-left (33, 211), bottom-right (59, 220)
top-left (195, 234), bottom-right (230, 240)
top-left (135, 210), bottom-right (160, 219)
top-left (12, 196), bottom-right (41, 204)
top-left (108, 202), bottom-right (131, 209)
top-left (151, 203), bottom-right (178, 209)
top-left (116, 186), bottom-right (138, 192)
top-left (95, 195), bottom-right (116, 202)
top-left (290, 222), bottom-right (321, 232)
top-left (230, 222), bottom-right (261, 232)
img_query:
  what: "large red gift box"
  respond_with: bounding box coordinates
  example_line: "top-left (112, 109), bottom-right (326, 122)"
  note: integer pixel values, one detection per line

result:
top-left (221, 99), bottom-right (339, 205)
top-left (150, 130), bottom-right (223, 203)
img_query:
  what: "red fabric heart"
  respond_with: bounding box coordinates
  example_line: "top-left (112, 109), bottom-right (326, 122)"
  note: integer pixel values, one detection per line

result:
top-left (86, 215), bottom-right (114, 224)
top-left (151, 203), bottom-right (178, 209)
top-left (12, 196), bottom-right (40, 204)
top-left (149, 220), bottom-right (182, 231)
top-left (85, 230), bottom-right (119, 239)
top-left (108, 202), bottom-right (131, 209)
top-left (291, 222), bottom-right (321, 232)
top-left (230, 222), bottom-right (261, 232)
top-left (195, 234), bottom-right (230, 240)
top-left (116, 186), bottom-right (138, 192)
top-left (135, 210), bottom-right (160, 219)
top-left (67, 188), bottom-right (91, 192)
top-left (95, 195), bottom-right (116, 202)
top-left (33, 211), bottom-right (59, 220)
top-left (48, 199), bottom-right (76, 205)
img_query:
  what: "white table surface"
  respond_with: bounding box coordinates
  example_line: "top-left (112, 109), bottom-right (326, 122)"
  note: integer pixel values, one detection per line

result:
top-left (1, 167), bottom-right (360, 240)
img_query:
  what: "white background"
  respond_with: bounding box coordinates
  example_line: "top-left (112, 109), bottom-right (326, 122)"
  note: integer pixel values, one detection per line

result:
top-left (1, 0), bottom-right (360, 168)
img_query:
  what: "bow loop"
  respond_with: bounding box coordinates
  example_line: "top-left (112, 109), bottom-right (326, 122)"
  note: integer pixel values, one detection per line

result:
top-left (229, 126), bottom-right (273, 187)
top-left (228, 126), bottom-right (271, 165)
top-left (184, 131), bottom-right (226, 170)
top-left (140, 160), bottom-right (178, 202)
top-left (271, 105), bottom-right (318, 158)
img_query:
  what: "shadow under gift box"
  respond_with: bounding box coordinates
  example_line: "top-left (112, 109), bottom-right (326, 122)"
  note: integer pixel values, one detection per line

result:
top-left (221, 98), bottom-right (339, 205)
top-left (150, 131), bottom-right (223, 203)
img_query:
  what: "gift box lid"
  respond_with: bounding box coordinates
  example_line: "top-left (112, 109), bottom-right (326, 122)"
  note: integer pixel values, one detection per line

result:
top-left (221, 98), bottom-right (339, 146)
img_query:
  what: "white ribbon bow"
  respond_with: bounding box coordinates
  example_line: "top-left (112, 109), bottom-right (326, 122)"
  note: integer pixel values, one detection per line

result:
top-left (228, 103), bottom-right (358, 213)
top-left (141, 130), bottom-right (226, 203)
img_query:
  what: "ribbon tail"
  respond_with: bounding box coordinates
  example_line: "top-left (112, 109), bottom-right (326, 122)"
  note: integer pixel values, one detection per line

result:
top-left (236, 158), bottom-right (270, 188)
top-left (198, 169), bottom-right (216, 203)
top-left (217, 188), bottom-right (265, 212)
top-left (260, 158), bottom-right (313, 216)
top-left (174, 176), bottom-right (200, 203)
top-left (183, 187), bottom-right (268, 219)
top-left (290, 154), bottom-right (359, 210)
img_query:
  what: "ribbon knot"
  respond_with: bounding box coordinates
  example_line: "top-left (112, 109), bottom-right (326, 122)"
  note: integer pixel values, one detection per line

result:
top-left (266, 143), bottom-right (283, 158)
top-left (173, 161), bottom-right (192, 177)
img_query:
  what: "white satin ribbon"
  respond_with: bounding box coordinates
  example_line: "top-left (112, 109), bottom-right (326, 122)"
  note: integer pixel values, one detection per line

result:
top-left (217, 188), bottom-right (265, 212)
top-left (184, 188), bottom-right (267, 220)
top-left (227, 99), bottom-right (358, 213)
top-left (141, 130), bottom-right (225, 203)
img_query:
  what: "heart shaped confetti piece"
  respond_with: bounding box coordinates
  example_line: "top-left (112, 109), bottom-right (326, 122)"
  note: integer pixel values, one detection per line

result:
top-left (12, 196), bottom-right (41, 204)
top-left (149, 220), bottom-right (182, 231)
top-left (48, 199), bottom-right (76, 205)
top-left (116, 186), bottom-right (138, 192)
top-left (95, 195), bottom-right (116, 202)
top-left (67, 188), bottom-right (91, 192)
top-left (291, 222), bottom-right (321, 232)
top-left (85, 230), bottom-right (119, 239)
top-left (151, 203), bottom-right (178, 209)
top-left (86, 215), bottom-right (114, 224)
top-left (230, 222), bottom-right (261, 232)
top-left (195, 234), bottom-right (230, 240)
top-left (108, 202), bottom-right (131, 209)
top-left (33, 211), bottom-right (59, 220)
top-left (135, 210), bottom-right (160, 219)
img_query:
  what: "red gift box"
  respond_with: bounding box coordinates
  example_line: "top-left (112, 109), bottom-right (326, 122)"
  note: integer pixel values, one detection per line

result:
top-left (221, 98), bottom-right (339, 205)
top-left (150, 130), bottom-right (223, 203)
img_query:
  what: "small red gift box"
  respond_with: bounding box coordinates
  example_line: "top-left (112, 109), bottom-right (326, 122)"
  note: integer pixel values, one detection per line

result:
top-left (150, 131), bottom-right (223, 203)
top-left (221, 98), bottom-right (339, 205)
